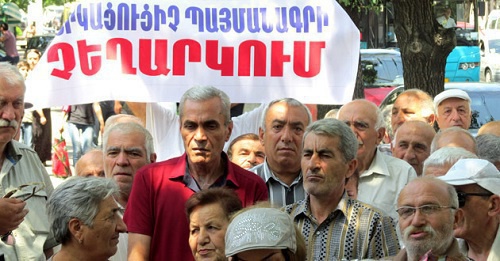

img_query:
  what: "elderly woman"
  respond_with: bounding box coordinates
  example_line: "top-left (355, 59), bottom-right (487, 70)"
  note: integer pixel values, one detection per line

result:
top-left (225, 204), bottom-right (306, 261)
top-left (185, 188), bottom-right (243, 261)
top-left (47, 177), bottom-right (127, 261)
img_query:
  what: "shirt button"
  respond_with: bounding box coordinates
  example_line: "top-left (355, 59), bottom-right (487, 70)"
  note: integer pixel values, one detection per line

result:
top-left (316, 231), bottom-right (320, 235)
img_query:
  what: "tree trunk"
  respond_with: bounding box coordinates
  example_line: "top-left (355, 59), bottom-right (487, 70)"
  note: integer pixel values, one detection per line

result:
top-left (392, 0), bottom-right (456, 97)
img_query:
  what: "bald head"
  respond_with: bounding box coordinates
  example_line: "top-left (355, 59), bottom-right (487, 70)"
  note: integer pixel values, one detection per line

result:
top-left (75, 149), bottom-right (105, 177)
top-left (392, 121), bottom-right (436, 176)
top-left (391, 89), bottom-right (435, 133)
top-left (431, 127), bottom-right (477, 154)
top-left (478, 121), bottom-right (500, 136)
top-left (337, 99), bottom-right (385, 172)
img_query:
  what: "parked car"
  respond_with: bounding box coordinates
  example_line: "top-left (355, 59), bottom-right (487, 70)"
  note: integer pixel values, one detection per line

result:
top-left (24, 34), bottom-right (55, 58)
top-left (379, 82), bottom-right (500, 135)
top-left (480, 33), bottom-right (500, 82)
top-left (360, 49), bottom-right (404, 105)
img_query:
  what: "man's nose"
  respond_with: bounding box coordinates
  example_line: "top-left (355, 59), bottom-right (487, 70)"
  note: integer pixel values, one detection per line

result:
top-left (1, 104), bottom-right (16, 121)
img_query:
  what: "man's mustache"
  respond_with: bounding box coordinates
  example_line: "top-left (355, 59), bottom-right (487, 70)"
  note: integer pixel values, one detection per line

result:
top-left (0, 119), bottom-right (19, 128)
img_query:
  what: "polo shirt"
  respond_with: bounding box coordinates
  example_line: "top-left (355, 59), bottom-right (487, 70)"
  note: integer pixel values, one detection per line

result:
top-left (124, 153), bottom-right (268, 261)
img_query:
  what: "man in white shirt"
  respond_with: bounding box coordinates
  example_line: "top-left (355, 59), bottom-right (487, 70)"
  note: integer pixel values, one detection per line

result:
top-left (337, 99), bottom-right (417, 220)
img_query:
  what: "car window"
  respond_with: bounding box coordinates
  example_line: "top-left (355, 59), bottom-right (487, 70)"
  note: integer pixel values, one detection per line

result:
top-left (361, 53), bottom-right (403, 87)
top-left (468, 91), bottom-right (500, 129)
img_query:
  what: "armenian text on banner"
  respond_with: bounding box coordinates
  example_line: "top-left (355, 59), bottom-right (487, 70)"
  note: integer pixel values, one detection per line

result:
top-left (25, 0), bottom-right (360, 108)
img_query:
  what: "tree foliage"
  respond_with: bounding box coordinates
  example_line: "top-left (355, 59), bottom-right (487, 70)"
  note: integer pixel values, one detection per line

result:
top-left (0, 0), bottom-right (69, 12)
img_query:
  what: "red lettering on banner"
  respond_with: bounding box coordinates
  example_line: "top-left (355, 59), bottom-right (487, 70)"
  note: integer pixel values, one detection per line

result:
top-left (172, 39), bottom-right (202, 75)
top-left (46, 38), bottom-right (326, 79)
top-left (238, 40), bottom-right (267, 77)
top-left (78, 40), bottom-right (102, 76)
top-left (47, 43), bottom-right (76, 80)
top-left (293, 41), bottom-right (325, 77)
top-left (107, 38), bottom-right (137, 74)
top-left (270, 41), bottom-right (291, 77)
top-left (205, 40), bottom-right (234, 76)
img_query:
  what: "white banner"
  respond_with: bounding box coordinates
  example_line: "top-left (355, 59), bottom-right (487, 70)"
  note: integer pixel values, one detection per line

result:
top-left (25, 0), bottom-right (359, 108)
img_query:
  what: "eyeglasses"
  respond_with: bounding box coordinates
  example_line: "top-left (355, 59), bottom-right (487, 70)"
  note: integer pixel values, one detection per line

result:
top-left (1, 183), bottom-right (46, 245)
top-left (2, 182), bottom-right (46, 201)
top-left (456, 191), bottom-right (493, 208)
top-left (396, 204), bottom-right (456, 219)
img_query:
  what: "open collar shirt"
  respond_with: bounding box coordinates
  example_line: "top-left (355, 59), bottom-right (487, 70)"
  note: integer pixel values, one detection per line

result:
top-left (250, 160), bottom-right (305, 207)
top-left (0, 141), bottom-right (55, 261)
top-left (357, 150), bottom-right (417, 221)
top-left (283, 193), bottom-right (400, 260)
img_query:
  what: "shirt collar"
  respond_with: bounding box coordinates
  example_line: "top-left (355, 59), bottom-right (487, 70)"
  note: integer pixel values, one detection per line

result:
top-left (293, 192), bottom-right (350, 221)
top-left (360, 149), bottom-right (390, 178)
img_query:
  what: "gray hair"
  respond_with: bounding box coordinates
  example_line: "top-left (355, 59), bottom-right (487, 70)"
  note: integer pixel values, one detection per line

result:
top-left (430, 126), bottom-right (477, 153)
top-left (47, 177), bottom-right (119, 244)
top-left (179, 86), bottom-right (231, 125)
top-left (476, 134), bottom-right (500, 165)
top-left (0, 62), bottom-right (25, 91)
top-left (423, 147), bottom-right (478, 174)
top-left (398, 89), bottom-right (435, 118)
top-left (303, 118), bottom-right (358, 162)
top-left (102, 122), bottom-right (155, 161)
top-left (104, 114), bottom-right (144, 129)
top-left (260, 98), bottom-right (312, 132)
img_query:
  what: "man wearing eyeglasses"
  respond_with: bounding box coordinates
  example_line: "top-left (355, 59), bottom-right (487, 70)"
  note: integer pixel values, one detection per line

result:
top-left (0, 63), bottom-right (56, 260)
top-left (439, 159), bottom-right (500, 261)
top-left (393, 176), bottom-right (468, 260)
top-left (337, 99), bottom-right (417, 220)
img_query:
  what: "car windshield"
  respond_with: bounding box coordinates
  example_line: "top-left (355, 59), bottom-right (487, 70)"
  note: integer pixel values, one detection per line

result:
top-left (361, 53), bottom-right (403, 87)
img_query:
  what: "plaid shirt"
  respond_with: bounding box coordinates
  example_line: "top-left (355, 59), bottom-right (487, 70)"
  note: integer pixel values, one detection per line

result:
top-left (283, 193), bottom-right (400, 260)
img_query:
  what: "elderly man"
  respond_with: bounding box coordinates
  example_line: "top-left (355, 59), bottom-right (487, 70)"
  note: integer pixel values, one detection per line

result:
top-left (394, 177), bottom-right (467, 260)
top-left (284, 118), bottom-right (399, 260)
top-left (250, 98), bottom-right (311, 206)
top-left (391, 121), bottom-right (436, 176)
top-left (124, 86), bottom-right (268, 260)
top-left (434, 89), bottom-right (472, 130)
top-left (423, 147), bottom-right (478, 177)
top-left (391, 89), bottom-right (435, 133)
top-left (0, 63), bottom-right (56, 259)
top-left (476, 134), bottom-right (500, 170)
top-left (102, 121), bottom-right (156, 261)
top-left (227, 133), bottom-right (265, 169)
top-left (75, 149), bottom-right (105, 177)
top-left (431, 126), bottom-right (477, 154)
top-left (337, 99), bottom-right (416, 219)
top-left (439, 159), bottom-right (500, 261)
top-left (478, 121), bottom-right (500, 136)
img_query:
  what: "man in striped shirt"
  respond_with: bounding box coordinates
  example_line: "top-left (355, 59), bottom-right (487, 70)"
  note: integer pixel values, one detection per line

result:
top-left (283, 118), bottom-right (400, 260)
top-left (250, 98), bottom-right (311, 207)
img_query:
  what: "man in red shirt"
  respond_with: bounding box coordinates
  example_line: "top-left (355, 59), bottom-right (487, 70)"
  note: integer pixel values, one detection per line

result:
top-left (124, 86), bottom-right (268, 260)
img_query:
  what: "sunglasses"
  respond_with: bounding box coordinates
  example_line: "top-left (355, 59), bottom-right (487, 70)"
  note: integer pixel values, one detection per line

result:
top-left (456, 191), bottom-right (493, 208)
top-left (1, 183), bottom-right (46, 245)
top-left (2, 182), bottom-right (46, 201)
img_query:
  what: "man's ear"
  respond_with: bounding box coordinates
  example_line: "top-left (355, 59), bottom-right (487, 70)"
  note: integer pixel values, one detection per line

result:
top-left (258, 127), bottom-right (265, 146)
top-left (376, 127), bottom-right (386, 144)
top-left (427, 114), bottom-right (436, 127)
top-left (68, 218), bottom-right (84, 243)
top-left (488, 195), bottom-right (500, 217)
top-left (345, 159), bottom-right (358, 180)
top-left (150, 153), bottom-right (157, 163)
top-left (225, 121), bottom-right (233, 142)
top-left (453, 208), bottom-right (464, 230)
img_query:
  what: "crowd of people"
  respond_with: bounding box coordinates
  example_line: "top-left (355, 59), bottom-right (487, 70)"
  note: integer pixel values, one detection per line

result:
top-left (0, 60), bottom-right (499, 260)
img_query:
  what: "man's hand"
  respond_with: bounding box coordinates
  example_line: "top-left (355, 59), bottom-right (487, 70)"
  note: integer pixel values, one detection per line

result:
top-left (0, 198), bottom-right (28, 235)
